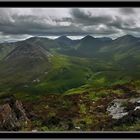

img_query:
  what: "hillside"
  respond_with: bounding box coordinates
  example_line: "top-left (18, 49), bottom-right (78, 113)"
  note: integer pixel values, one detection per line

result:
top-left (0, 41), bottom-right (52, 85)
top-left (0, 35), bottom-right (140, 131)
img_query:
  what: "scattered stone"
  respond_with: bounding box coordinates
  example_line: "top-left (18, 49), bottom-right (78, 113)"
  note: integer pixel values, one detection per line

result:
top-left (24, 85), bottom-right (28, 88)
top-left (44, 72), bottom-right (48, 75)
top-left (129, 97), bottom-right (140, 104)
top-left (134, 106), bottom-right (140, 111)
top-left (75, 126), bottom-right (80, 130)
top-left (32, 78), bottom-right (40, 83)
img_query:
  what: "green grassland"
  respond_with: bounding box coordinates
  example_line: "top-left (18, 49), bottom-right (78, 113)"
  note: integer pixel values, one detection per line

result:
top-left (2, 52), bottom-right (137, 104)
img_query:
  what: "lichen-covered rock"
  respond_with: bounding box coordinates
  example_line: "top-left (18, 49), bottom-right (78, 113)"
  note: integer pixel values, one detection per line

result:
top-left (107, 97), bottom-right (140, 127)
top-left (107, 99), bottom-right (128, 119)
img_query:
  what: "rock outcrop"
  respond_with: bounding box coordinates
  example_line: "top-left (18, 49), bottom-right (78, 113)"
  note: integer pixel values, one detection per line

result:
top-left (107, 99), bottom-right (128, 119)
top-left (0, 96), bottom-right (29, 131)
top-left (107, 97), bottom-right (140, 126)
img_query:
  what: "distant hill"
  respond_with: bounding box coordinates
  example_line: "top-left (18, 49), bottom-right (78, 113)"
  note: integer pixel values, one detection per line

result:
top-left (55, 35), bottom-right (80, 47)
top-left (0, 41), bottom-right (52, 85)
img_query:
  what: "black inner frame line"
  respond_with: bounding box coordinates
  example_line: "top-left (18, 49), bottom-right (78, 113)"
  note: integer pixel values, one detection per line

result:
top-left (0, 1), bottom-right (140, 7)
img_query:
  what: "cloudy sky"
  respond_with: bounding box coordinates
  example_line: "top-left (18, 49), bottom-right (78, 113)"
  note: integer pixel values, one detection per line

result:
top-left (0, 8), bottom-right (140, 42)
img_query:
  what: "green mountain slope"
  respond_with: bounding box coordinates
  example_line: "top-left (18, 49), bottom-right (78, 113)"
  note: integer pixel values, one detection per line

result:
top-left (0, 43), bottom-right (17, 60)
top-left (0, 34), bottom-right (139, 96)
top-left (0, 41), bottom-right (52, 85)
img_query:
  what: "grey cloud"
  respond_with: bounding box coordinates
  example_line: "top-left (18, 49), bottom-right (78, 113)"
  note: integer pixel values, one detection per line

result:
top-left (69, 9), bottom-right (123, 36)
top-left (0, 13), bottom-right (72, 35)
top-left (119, 8), bottom-right (135, 15)
top-left (70, 8), bottom-right (113, 26)
top-left (108, 16), bottom-right (137, 34)
top-left (83, 25), bottom-right (119, 36)
top-left (0, 15), bottom-right (83, 36)
top-left (0, 8), bottom-right (140, 41)
top-left (53, 17), bottom-right (72, 23)
top-left (0, 9), bottom-right (97, 36)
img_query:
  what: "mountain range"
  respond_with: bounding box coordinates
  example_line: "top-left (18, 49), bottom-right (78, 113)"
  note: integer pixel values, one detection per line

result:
top-left (0, 34), bottom-right (140, 131)
top-left (0, 34), bottom-right (140, 93)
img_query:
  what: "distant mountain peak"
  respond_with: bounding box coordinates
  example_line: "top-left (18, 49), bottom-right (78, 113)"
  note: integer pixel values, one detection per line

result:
top-left (55, 35), bottom-right (75, 46)
top-left (83, 35), bottom-right (94, 39)
top-left (81, 35), bottom-right (95, 42)
top-left (123, 34), bottom-right (135, 38)
top-left (56, 36), bottom-right (71, 41)
top-left (5, 42), bottom-right (51, 61)
top-left (26, 36), bottom-right (41, 41)
top-left (26, 36), bottom-right (50, 42)
top-left (117, 34), bottom-right (137, 40)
